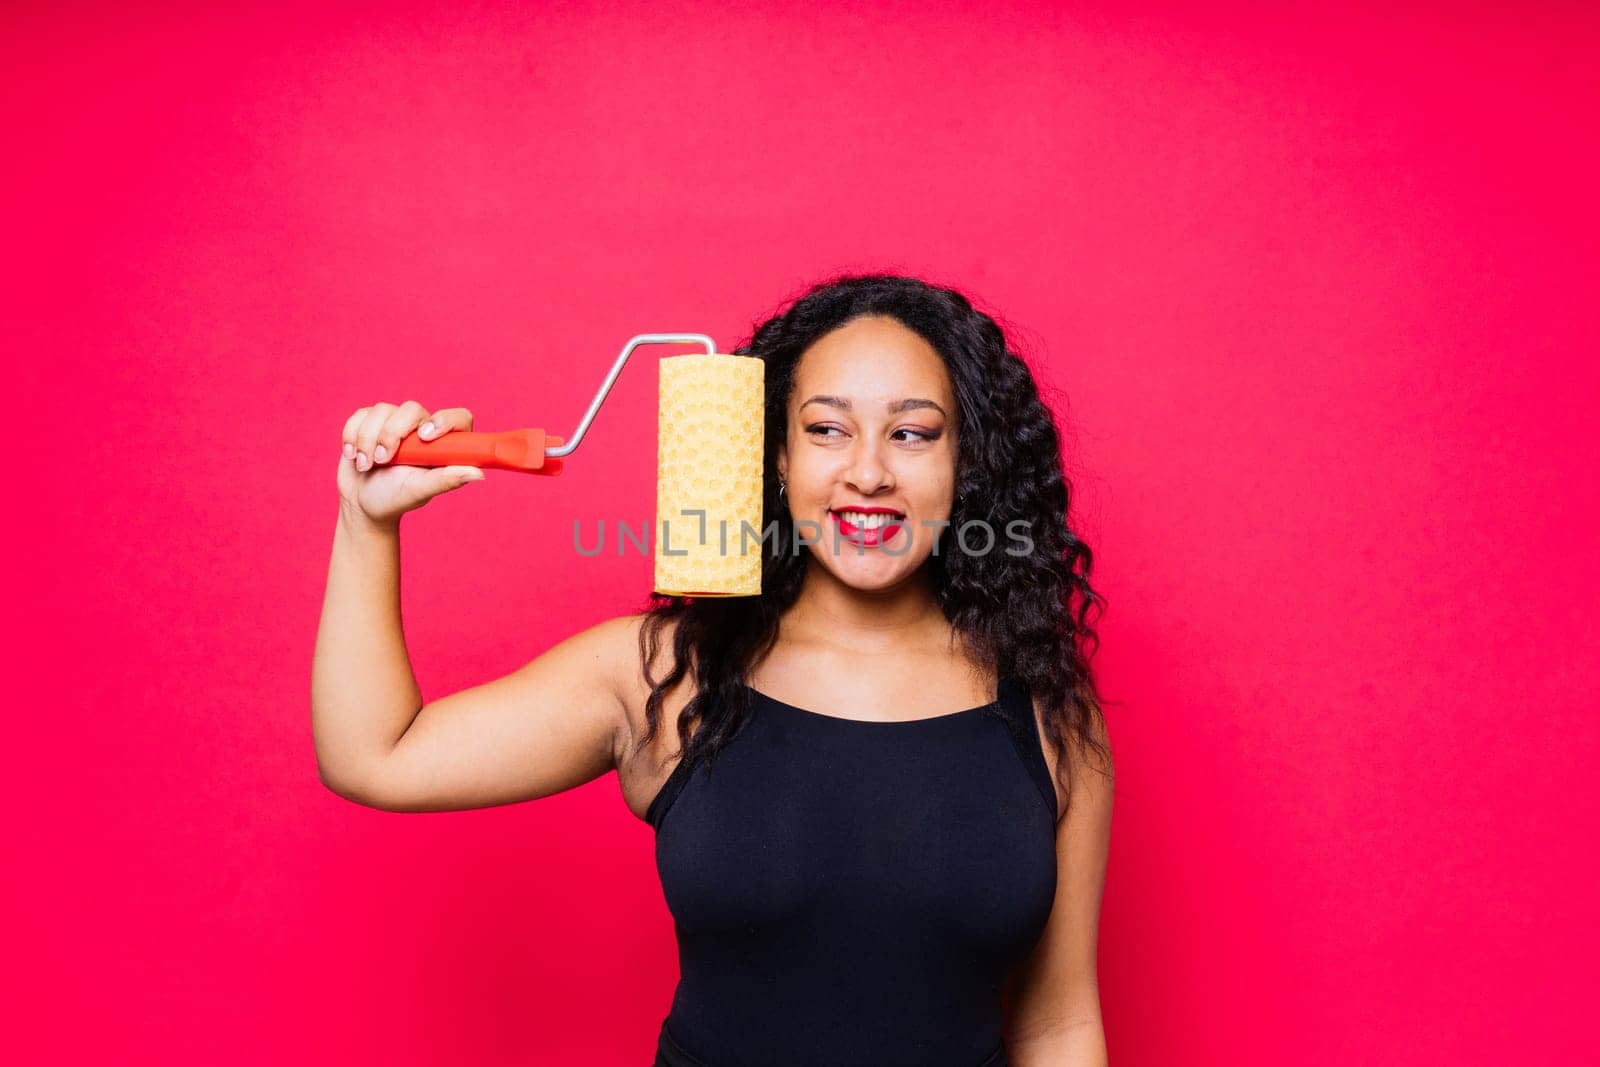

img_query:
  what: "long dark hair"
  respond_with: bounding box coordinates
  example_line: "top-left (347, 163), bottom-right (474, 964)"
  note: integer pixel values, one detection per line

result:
top-left (630, 273), bottom-right (1112, 813)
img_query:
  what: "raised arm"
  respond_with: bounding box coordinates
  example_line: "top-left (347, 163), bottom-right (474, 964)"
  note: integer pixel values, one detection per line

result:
top-left (310, 399), bottom-right (637, 813)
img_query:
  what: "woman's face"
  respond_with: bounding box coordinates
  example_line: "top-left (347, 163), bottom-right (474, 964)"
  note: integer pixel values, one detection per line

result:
top-left (777, 314), bottom-right (960, 590)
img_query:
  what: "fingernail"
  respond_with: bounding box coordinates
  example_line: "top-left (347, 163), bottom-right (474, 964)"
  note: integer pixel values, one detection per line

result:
top-left (420, 421), bottom-right (436, 438)
top-left (374, 445), bottom-right (388, 463)
top-left (343, 443), bottom-right (354, 458)
top-left (356, 452), bottom-right (368, 470)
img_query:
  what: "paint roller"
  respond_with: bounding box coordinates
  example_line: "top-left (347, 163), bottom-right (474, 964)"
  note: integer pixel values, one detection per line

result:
top-left (389, 334), bottom-right (765, 597)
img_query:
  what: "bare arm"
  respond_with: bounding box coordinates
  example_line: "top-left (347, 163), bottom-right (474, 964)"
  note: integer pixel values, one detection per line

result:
top-left (310, 507), bottom-right (414, 798)
top-left (1006, 703), bottom-right (1115, 1066)
top-left (310, 504), bottom-right (634, 813)
top-left (312, 399), bottom-right (637, 813)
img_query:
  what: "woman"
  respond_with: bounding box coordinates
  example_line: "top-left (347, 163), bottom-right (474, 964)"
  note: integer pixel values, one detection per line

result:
top-left (312, 273), bottom-right (1114, 1066)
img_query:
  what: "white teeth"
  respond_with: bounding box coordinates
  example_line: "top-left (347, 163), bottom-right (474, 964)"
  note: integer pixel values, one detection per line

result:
top-left (837, 510), bottom-right (900, 530)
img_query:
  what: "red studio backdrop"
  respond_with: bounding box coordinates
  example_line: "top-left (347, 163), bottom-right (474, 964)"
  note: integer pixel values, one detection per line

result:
top-left (6, 2), bottom-right (1596, 1064)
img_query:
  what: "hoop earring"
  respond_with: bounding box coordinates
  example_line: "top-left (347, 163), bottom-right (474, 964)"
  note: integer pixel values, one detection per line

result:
top-left (777, 479), bottom-right (787, 504)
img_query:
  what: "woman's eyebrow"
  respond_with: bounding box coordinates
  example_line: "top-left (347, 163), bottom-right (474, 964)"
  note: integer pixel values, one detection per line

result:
top-left (800, 395), bottom-right (948, 417)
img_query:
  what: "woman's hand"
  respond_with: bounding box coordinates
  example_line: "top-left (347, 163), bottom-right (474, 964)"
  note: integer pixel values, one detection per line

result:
top-left (337, 400), bottom-right (485, 529)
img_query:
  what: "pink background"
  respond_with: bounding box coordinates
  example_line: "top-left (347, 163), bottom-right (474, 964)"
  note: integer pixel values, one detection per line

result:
top-left (7, 1), bottom-right (1596, 1063)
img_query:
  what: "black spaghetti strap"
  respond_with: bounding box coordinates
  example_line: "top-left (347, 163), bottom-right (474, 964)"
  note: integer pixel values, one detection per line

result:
top-left (645, 744), bottom-right (700, 831)
top-left (989, 677), bottom-right (1059, 821)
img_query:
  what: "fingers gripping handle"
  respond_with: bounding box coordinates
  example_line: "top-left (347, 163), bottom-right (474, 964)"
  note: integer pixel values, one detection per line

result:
top-left (389, 428), bottom-right (566, 475)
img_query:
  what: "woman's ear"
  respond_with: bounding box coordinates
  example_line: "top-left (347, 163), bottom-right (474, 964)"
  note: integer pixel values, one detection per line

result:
top-left (776, 443), bottom-right (787, 483)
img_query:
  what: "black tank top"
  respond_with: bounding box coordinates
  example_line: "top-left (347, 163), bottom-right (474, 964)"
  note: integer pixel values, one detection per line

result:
top-left (645, 676), bottom-right (1059, 1067)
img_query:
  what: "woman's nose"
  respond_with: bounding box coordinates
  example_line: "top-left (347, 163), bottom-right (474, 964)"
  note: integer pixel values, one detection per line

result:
top-left (845, 439), bottom-right (894, 493)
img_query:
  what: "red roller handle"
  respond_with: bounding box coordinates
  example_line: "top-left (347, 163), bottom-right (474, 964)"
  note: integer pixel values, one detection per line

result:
top-left (389, 428), bottom-right (566, 475)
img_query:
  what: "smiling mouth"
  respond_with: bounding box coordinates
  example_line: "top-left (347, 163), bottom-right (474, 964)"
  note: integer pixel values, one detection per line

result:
top-left (828, 509), bottom-right (907, 546)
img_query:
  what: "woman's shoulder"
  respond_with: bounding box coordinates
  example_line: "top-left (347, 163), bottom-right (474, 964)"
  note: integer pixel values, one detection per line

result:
top-left (570, 608), bottom-right (684, 660)
top-left (546, 610), bottom-right (692, 718)
top-left (601, 609), bottom-right (689, 679)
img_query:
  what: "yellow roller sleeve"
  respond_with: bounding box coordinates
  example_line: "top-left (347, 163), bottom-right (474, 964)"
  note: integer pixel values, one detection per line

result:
top-left (654, 354), bottom-right (766, 597)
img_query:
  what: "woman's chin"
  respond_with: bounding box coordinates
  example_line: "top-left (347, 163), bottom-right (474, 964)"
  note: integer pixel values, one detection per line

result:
top-left (813, 543), bottom-right (926, 588)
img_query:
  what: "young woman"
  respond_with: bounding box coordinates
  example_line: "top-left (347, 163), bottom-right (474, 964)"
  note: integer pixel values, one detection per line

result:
top-left (312, 273), bottom-right (1114, 1066)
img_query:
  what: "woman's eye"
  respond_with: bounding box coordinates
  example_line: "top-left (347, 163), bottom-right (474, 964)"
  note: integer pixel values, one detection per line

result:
top-left (804, 424), bottom-right (940, 443)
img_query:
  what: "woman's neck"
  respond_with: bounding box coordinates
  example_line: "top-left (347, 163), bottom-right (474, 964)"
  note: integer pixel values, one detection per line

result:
top-left (781, 558), bottom-right (951, 656)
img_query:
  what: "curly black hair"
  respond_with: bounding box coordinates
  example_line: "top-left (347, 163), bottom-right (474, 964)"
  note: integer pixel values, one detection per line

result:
top-left (629, 272), bottom-right (1112, 815)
